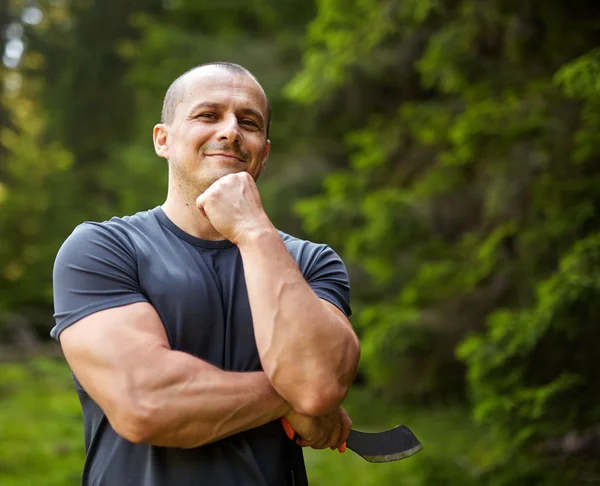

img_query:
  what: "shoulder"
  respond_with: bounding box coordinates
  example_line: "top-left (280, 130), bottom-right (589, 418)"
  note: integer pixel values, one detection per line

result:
top-left (55, 208), bottom-right (160, 269)
top-left (277, 230), bottom-right (347, 276)
top-left (278, 230), bottom-right (329, 261)
top-left (51, 211), bottom-right (155, 341)
top-left (278, 230), bottom-right (352, 316)
top-left (83, 208), bottom-right (159, 240)
top-left (60, 209), bottom-right (158, 250)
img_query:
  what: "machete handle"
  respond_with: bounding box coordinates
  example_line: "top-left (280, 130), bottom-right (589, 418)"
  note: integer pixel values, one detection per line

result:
top-left (279, 417), bottom-right (346, 453)
top-left (281, 417), bottom-right (295, 440)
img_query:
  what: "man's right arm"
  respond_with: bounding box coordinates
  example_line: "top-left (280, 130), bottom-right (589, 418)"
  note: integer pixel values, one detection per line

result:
top-left (59, 301), bottom-right (292, 449)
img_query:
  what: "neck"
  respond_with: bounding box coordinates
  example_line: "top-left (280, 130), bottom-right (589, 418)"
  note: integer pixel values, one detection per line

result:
top-left (162, 184), bottom-right (225, 241)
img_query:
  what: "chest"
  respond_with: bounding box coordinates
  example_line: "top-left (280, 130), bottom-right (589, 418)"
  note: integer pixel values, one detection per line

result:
top-left (136, 242), bottom-right (258, 372)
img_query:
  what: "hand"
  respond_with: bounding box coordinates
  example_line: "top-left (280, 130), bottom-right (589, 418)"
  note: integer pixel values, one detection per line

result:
top-left (283, 407), bottom-right (352, 450)
top-left (196, 172), bottom-right (275, 245)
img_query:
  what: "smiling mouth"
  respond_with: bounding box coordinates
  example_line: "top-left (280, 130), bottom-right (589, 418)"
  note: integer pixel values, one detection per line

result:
top-left (206, 153), bottom-right (245, 163)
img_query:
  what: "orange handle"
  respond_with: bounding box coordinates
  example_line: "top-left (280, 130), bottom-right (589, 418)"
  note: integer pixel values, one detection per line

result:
top-left (280, 417), bottom-right (295, 440)
top-left (280, 417), bottom-right (346, 453)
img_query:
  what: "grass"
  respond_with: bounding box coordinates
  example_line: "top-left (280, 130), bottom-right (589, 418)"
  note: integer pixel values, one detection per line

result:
top-left (305, 388), bottom-right (493, 486)
top-left (0, 358), bottom-right (495, 485)
top-left (0, 357), bottom-right (84, 486)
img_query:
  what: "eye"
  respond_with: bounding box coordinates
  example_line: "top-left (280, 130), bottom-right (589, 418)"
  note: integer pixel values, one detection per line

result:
top-left (197, 113), bottom-right (217, 120)
top-left (240, 118), bottom-right (259, 129)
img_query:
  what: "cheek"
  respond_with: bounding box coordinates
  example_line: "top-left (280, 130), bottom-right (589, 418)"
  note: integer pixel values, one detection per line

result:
top-left (181, 125), bottom-right (211, 148)
top-left (178, 132), bottom-right (209, 158)
top-left (250, 151), bottom-right (267, 177)
top-left (249, 138), bottom-right (267, 157)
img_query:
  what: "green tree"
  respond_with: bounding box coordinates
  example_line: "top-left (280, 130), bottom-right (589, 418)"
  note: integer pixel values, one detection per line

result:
top-left (0, 75), bottom-right (75, 338)
top-left (288, 0), bottom-right (600, 483)
top-left (0, 1), bottom-right (78, 339)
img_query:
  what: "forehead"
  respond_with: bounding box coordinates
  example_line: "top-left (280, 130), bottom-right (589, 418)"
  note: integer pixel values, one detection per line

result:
top-left (176, 67), bottom-right (268, 118)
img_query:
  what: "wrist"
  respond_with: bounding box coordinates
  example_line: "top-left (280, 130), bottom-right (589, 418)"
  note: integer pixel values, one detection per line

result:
top-left (279, 401), bottom-right (294, 418)
top-left (235, 221), bottom-right (279, 248)
top-left (256, 371), bottom-right (293, 418)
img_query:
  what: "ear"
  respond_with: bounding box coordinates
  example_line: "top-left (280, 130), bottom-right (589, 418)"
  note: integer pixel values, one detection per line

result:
top-left (153, 124), bottom-right (169, 159)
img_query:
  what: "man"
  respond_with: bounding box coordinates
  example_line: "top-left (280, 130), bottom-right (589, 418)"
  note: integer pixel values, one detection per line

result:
top-left (51, 62), bottom-right (361, 486)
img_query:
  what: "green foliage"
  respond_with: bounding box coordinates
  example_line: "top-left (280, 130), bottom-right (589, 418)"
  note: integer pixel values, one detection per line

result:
top-left (459, 233), bottom-right (600, 442)
top-left (285, 0), bottom-right (400, 103)
top-left (554, 49), bottom-right (600, 165)
top-left (287, 0), bottom-right (600, 483)
top-left (0, 358), bottom-right (84, 486)
top-left (555, 48), bottom-right (600, 101)
top-left (0, 73), bottom-right (77, 318)
top-left (3, 0), bottom-right (600, 484)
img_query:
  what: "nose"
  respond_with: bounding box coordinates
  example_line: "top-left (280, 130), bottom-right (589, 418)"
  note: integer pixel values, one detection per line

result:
top-left (216, 114), bottom-right (242, 145)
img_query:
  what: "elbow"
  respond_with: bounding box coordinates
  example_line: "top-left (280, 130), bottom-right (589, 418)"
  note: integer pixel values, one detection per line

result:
top-left (294, 382), bottom-right (350, 417)
top-left (114, 424), bottom-right (147, 445)
top-left (266, 364), bottom-right (348, 416)
top-left (117, 418), bottom-right (154, 445)
top-left (266, 335), bottom-right (360, 416)
top-left (300, 347), bottom-right (360, 416)
top-left (109, 398), bottom-right (158, 444)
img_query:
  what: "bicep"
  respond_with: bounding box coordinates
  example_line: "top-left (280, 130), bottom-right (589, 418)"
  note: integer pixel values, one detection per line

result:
top-left (59, 302), bottom-right (170, 418)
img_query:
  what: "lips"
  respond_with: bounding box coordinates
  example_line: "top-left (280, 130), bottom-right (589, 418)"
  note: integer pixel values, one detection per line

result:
top-left (205, 153), bottom-right (245, 162)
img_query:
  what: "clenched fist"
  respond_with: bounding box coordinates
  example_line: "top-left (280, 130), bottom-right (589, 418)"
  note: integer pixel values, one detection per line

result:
top-left (285, 407), bottom-right (352, 450)
top-left (196, 172), bottom-right (275, 245)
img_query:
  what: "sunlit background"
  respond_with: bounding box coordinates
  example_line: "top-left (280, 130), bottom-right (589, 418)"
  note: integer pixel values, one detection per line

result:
top-left (1, 0), bottom-right (600, 484)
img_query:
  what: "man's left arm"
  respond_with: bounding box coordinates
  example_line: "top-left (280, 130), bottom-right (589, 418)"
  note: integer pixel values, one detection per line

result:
top-left (238, 230), bottom-right (360, 417)
top-left (197, 172), bottom-right (360, 418)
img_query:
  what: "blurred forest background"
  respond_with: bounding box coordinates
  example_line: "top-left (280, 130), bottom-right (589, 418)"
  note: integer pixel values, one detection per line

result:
top-left (1, 0), bottom-right (600, 484)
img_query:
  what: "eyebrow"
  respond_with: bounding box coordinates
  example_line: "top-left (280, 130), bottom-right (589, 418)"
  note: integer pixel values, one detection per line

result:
top-left (189, 101), bottom-right (265, 128)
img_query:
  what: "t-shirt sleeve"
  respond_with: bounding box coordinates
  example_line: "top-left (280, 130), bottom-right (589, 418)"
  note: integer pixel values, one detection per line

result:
top-left (51, 222), bottom-right (149, 341)
top-left (303, 245), bottom-right (352, 318)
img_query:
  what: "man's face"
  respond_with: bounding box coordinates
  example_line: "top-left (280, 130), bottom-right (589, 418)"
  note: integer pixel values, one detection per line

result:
top-left (154, 67), bottom-right (270, 195)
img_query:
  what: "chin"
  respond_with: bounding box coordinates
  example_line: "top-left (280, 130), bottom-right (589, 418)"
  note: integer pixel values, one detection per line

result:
top-left (197, 167), bottom-right (246, 188)
top-left (212, 166), bottom-right (246, 179)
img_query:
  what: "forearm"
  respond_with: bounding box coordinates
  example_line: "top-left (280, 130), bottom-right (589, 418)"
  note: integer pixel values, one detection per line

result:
top-left (238, 229), bottom-right (360, 416)
top-left (120, 347), bottom-right (291, 448)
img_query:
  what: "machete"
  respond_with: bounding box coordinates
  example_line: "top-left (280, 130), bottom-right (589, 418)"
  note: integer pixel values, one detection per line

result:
top-left (280, 418), bottom-right (422, 463)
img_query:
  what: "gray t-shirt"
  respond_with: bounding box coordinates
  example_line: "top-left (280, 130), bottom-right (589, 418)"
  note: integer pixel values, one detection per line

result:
top-left (51, 206), bottom-right (351, 486)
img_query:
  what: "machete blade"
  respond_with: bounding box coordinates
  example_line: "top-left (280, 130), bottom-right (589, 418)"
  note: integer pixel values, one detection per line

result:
top-left (345, 425), bottom-right (422, 463)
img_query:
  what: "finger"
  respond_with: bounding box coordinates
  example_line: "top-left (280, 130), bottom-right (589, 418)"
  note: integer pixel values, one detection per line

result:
top-left (305, 430), bottom-right (328, 450)
top-left (324, 418), bottom-right (342, 450)
top-left (336, 408), bottom-right (352, 448)
top-left (307, 423), bottom-right (331, 450)
top-left (338, 442), bottom-right (347, 453)
top-left (296, 438), bottom-right (315, 448)
top-left (326, 408), bottom-right (346, 450)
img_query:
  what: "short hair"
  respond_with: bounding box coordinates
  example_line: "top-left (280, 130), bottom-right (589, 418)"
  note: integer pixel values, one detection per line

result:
top-left (160, 62), bottom-right (272, 138)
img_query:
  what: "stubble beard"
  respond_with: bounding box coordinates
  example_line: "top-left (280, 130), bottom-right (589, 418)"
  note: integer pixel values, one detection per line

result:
top-left (169, 158), bottom-right (211, 206)
top-left (169, 155), bottom-right (249, 206)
